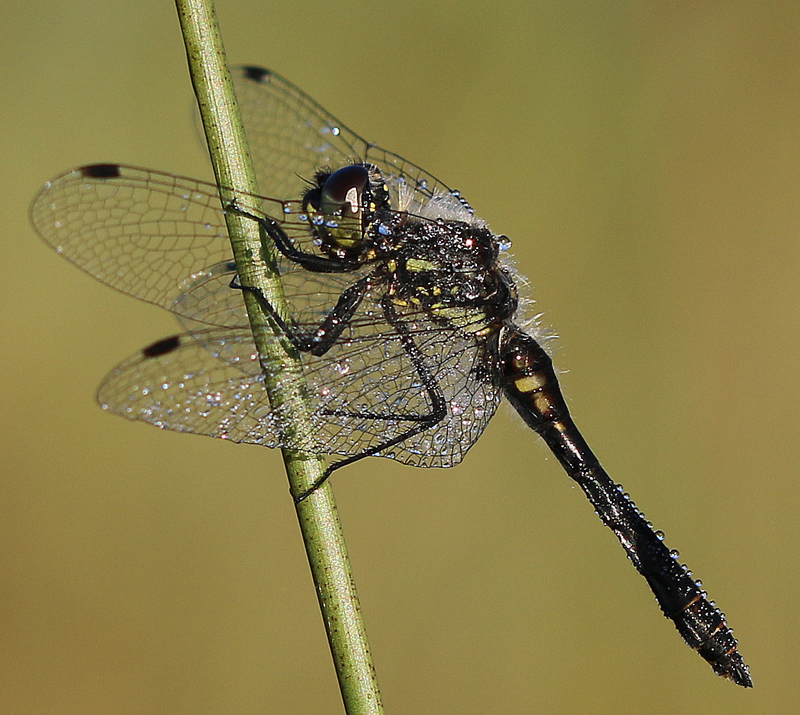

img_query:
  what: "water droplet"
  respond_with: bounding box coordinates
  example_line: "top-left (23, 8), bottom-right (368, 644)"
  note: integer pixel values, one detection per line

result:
top-left (655, 530), bottom-right (665, 540)
top-left (253, 406), bottom-right (270, 420)
top-left (669, 549), bottom-right (680, 559)
top-left (335, 362), bottom-right (351, 376)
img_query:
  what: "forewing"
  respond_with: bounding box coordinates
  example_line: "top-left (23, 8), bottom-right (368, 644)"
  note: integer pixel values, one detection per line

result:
top-left (234, 67), bottom-right (455, 205)
top-left (30, 163), bottom-right (311, 327)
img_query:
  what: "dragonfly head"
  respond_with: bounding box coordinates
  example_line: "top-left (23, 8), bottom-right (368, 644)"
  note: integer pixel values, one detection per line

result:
top-left (303, 163), bottom-right (390, 259)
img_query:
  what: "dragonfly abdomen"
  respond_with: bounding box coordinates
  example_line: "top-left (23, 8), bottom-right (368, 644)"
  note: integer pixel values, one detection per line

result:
top-left (499, 329), bottom-right (752, 686)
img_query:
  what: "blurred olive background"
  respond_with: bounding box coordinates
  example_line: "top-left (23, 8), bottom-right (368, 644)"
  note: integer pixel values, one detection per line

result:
top-left (2, 1), bottom-right (797, 713)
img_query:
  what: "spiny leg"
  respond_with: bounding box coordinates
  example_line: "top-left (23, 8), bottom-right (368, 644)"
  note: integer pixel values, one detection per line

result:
top-left (225, 203), bottom-right (359, 273)
top-left (293, 296), bottom-right (449, 503)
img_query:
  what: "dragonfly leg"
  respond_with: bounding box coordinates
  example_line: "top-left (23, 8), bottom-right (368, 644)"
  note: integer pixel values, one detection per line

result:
top-left (225, 203), bottom-right (359, 273)
top-left (293, 294), bottom-right (449, 503)
top-left (229, 273), bottom-right (372, 355)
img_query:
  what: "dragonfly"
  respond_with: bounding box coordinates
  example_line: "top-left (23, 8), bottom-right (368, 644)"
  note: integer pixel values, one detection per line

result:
top-left (30, 65), bottom-right (751, 687)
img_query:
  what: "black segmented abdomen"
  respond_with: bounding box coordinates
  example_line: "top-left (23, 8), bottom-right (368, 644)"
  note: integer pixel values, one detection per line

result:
top-left (499, 328), bottom-right (752, 687)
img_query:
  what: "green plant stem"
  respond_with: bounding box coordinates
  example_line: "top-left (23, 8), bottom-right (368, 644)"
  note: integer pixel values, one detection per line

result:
top-left (174, 2), bottom-right (384, 712)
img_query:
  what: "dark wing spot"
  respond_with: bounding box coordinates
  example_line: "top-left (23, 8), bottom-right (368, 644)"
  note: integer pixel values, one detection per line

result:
top-left (240, 66), bottom-right (271, 83)
top-left (142, 335), bottom-right (181, 358)
top-left (80, 163), bottom-right (121, 179)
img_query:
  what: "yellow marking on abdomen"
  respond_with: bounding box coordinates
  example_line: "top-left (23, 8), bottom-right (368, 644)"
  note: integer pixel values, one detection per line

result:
top-left (514, 373), bottom-right (547, 393)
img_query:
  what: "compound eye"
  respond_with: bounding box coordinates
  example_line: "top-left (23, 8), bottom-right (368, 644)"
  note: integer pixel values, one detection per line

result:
top-left (320, 164), bottom-right (369, 218)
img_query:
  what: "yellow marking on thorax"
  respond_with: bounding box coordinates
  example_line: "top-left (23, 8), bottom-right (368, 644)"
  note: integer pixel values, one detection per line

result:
top-left (405, 258), bottom-right (439, 272)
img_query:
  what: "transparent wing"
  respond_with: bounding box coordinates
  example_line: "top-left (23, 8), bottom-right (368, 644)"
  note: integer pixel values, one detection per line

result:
top-left (30, 163), bottom-right (328, 328)
top-left (31, 72), bottom-right (494, 465)
top-left (233, 66), bottom-right (457, 206)
top-left (170, 258), bottom-right (367, 335)
top-left (32, 164), bottom-right (235, 317)
top-left (99, 321), bottom-right (500, 467)
top-left (170, 260), bottom-right (502, 465)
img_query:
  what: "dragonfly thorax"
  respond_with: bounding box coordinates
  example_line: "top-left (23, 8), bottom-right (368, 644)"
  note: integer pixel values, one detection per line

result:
top-left (389, 218), bottom-right (518, 336)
